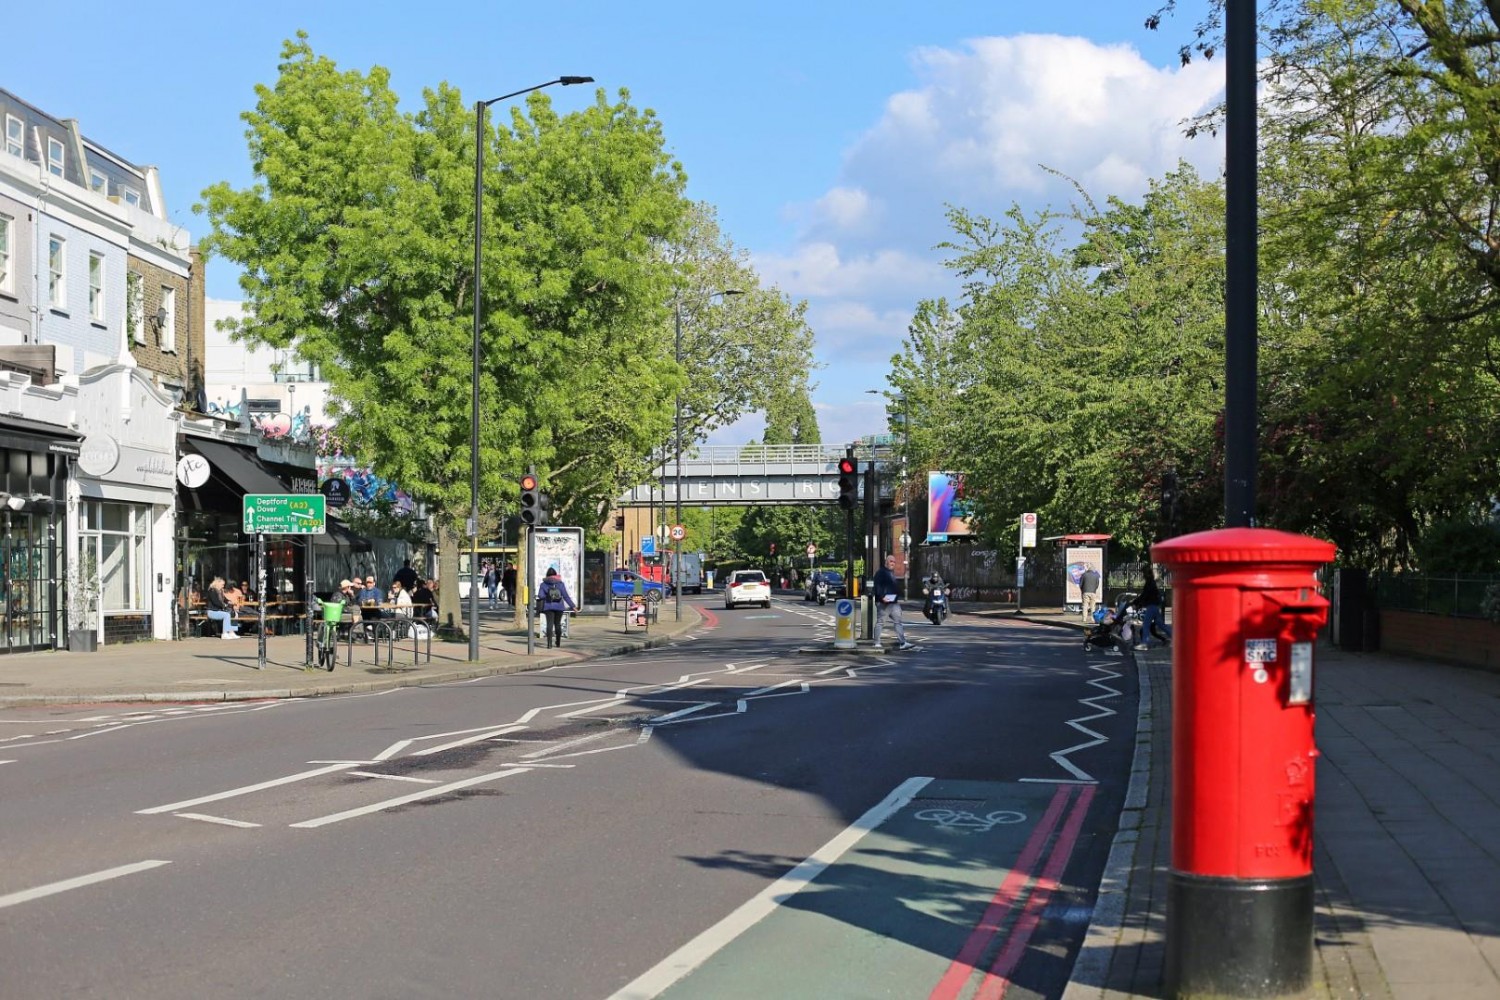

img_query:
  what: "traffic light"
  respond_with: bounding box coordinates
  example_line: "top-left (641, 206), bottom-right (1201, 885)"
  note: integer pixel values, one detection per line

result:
top-left (520, 473), bottom-right (544, 526)
top-left (837, 452), bottom-right (859, 510)
top-left (614, 513), bottom-right (626, 532)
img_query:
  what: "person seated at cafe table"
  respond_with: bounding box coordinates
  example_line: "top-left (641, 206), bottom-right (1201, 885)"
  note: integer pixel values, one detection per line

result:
top-left (205, 576), bottom-right (239, 639)
top-left (411, 578), bottom-right (438, 621)
top-left (357, 575), bottom-right (382, 606)
top-left (390, 579), bottom-right (415, 618)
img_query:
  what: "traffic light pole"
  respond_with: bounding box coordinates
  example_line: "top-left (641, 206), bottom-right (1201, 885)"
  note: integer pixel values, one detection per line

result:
top-left (864, 461), bottom-right (877, 642)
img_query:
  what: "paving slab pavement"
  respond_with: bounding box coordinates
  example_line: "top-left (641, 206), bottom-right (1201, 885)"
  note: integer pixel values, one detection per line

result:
top-left (981, 607), bottom-right (1500, 1000)
top-left (0, 606), bottom-right (699, 706)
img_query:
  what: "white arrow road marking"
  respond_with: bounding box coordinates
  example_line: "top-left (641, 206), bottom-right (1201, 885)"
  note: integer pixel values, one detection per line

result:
top-left (289, 767), bottom-right (532, 828)
top-left (348, 771), bottom-right (442, 784)
top-left (0, 860), bottom-right (171, 911)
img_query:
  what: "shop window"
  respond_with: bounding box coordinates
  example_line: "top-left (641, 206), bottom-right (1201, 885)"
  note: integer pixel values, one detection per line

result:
top-left (78, 501), bottom-right (150, 615)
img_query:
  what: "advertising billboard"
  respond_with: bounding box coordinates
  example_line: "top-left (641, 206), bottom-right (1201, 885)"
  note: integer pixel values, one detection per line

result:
top-left (927, 471), bottom-right (972, 543)
top-left (531, 527), bottom-right (584, 609)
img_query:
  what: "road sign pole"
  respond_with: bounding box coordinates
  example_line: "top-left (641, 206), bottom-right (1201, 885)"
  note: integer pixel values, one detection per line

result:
top-left (256, 532), bottom-right (266, 670)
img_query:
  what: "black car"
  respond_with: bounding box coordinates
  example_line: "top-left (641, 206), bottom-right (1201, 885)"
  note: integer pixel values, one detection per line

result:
top-left (804, 570), bottom-right (846, 601)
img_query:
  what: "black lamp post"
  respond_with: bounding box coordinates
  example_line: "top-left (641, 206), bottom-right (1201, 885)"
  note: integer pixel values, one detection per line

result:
top-left (471, 76), bottom-right (592, 662)
top-left (673, 287), bottom-right (742, 622)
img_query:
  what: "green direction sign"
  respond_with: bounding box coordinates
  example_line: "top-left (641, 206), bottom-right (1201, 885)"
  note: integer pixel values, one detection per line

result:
top-left (242, 494), bottom-right (327, 535)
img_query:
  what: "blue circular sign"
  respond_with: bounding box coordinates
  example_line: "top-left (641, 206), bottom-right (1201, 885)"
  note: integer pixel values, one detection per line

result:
top-left (836, 599), bottom-right (854, 616)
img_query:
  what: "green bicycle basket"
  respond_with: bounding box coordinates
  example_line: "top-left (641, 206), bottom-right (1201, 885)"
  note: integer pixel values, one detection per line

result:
top-left (322, 599), bottom-right (346, 623)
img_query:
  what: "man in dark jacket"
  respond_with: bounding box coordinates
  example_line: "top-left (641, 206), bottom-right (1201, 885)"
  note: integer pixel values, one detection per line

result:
top-left (872, 555), bottom-right (914, 651)
top-left (502, 563), bottom-right (517, 607)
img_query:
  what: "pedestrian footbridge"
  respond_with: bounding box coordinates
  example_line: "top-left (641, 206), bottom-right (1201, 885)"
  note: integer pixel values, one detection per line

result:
top-left (619, 443), bottom-right (891, 507)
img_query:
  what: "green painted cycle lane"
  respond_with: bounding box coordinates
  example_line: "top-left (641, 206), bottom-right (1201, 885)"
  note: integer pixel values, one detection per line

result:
top-left (621, 778), bottom-right (1097, 1000)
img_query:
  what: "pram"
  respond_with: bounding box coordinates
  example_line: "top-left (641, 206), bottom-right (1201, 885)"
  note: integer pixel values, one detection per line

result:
top-left (1085, 592), bottom-right (1140, 651)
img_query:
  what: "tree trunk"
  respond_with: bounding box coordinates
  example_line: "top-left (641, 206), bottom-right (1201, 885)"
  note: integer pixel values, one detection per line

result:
top-left (437, 520), bottom-right (463, 638)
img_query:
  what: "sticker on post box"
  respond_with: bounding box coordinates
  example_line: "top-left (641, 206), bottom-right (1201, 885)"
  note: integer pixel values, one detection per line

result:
top-left (1244, 638), bottom-right (1278, 663)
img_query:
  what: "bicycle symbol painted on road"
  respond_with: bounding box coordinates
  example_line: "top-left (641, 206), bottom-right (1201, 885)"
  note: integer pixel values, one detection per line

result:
top-left (913, 808), bottom-right (1027, 832)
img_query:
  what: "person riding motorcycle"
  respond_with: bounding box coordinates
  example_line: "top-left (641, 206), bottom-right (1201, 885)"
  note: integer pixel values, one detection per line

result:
top-left (922, 572), bottom-right (948, 622)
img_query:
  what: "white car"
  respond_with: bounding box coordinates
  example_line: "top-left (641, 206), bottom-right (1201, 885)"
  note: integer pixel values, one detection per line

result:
top-left (724, 569), bottom-right (772, 609)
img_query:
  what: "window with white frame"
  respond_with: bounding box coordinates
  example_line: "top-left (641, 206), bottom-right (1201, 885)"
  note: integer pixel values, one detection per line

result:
top-left (4, 115), bottom-right (22, 158)
top-left (89, 168), bottom-right (107, 194)
top-left (159, 285), bottom-right (176, 352)
top-left (47, 237), bottom-right (65, 308)
top-left (88, 253), bottom-right (104, 321)
top-left (127, 272), bottom-right (144, 343)
top-left (46, 136), bottom-right (64, 177)
top-left (0, 215), bottom-right (12, 295)
top-left (121, 186), bottom-right (140, 207)
top-left (78, 501), bottom-right (150, 614)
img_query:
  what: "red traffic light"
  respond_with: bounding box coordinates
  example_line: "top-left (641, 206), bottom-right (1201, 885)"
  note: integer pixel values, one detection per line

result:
top-left (520, 473), bottom-right (538, 491)
top-left (838, 457), bottom-right (856, 475)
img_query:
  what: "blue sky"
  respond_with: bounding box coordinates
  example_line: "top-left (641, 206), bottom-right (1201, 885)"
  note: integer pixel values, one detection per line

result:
top-left (6, 1), bottom-right (1222, 446)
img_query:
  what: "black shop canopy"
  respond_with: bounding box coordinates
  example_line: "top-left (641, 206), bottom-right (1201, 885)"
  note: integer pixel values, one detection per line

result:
top-left (182, 437), bottom-right (287, 496)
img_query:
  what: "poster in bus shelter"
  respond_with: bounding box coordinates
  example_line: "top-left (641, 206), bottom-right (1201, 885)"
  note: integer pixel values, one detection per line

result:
top-left (1065, 546), bottom-right (1105, 614)
top-left (926, 472), bottom-right (973, 543)
top-left (530, 527), bottom-right (584, 609)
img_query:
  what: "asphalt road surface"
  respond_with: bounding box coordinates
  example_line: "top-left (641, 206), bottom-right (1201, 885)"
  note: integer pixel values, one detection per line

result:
top-left (0, 596), bottom-right (1137, 999)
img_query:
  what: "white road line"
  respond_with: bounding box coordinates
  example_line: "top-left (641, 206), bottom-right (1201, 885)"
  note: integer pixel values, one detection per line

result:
top-left (67, 723), bottom-right (143, 740)
top-left (289, 767), bottom-right (532, 828)
top-left (521, 730), bottom-right (616, 760)
top-left (608, 776), bottom-right (933, 1000)
top-left (0, 759), bottom-right (15, 765)
top-left (136, 763), bottom-right (359, 815)
top-left (174, 813), bottom-right (261, 828)
top-left (349, 771), bottom-right (442, 784)
top-left (648, 703), bottom-right (716, 723)
top-left (0, 860), bottom-right (171, 911)
top-left (412, 724), bottom-right (528, 756)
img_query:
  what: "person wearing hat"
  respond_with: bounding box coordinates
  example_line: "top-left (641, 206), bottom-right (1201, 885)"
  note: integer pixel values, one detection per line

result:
top-left (537, 567), bottom-right (577, 649)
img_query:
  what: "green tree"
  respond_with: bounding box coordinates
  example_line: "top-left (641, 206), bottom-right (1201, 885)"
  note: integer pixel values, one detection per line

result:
top-left (199, 36), bottom-right (688, 617)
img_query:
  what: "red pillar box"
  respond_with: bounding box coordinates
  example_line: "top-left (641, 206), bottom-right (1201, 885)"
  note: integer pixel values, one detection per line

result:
top-left (1153, 528), bottom-right (1334, 999)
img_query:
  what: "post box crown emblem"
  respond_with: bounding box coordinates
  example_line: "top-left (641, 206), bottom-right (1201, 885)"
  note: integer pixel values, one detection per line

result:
top-left (1153, 527), bottom-right (1335, 565)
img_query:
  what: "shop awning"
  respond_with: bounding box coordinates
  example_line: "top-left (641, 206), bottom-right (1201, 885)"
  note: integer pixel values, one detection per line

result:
top-left (314, 515), bottom-right (373, 553)
top-left (182, 437), bottom-right (286, 496)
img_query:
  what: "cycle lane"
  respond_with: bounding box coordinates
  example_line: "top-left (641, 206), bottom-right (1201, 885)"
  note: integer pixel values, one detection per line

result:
top-left (622, 777), bottom-right (1104, 1000)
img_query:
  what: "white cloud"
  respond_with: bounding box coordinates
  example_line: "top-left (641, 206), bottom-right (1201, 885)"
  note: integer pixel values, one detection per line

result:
top-left (753, 242), bottom-right (945, 301)
top-left (737, 33), bottom-right (1227, 449)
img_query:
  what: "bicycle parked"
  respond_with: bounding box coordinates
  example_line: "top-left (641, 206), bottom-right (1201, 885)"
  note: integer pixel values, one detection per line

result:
top-left (311, 594), bottom-right (346, 671)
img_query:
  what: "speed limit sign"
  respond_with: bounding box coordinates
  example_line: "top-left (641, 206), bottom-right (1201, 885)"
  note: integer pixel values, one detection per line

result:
top-left (806, 543), bottom-right (817, 557)
top-left (670, 524), bottom-right (685, 540)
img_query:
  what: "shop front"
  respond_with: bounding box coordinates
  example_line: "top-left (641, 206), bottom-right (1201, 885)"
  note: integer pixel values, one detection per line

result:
top-left (73, 366), bottom-right (181, 643)
top-left (176, 423), bottom-right (350, 636)
top-left (0, 414), bottom-right (76, 654)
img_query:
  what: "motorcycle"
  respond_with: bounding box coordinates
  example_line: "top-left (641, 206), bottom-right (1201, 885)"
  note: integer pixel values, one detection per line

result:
top-left (922, 582), bottom-right (949, 625)
top-left (815, 580), bottom-right (829, 605)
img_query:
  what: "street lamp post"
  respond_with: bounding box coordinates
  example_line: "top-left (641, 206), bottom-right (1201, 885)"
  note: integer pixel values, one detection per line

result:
top-left (673, 287), bottom-right (742, 621)
top-left (471, 75), bottom-right (592, 662)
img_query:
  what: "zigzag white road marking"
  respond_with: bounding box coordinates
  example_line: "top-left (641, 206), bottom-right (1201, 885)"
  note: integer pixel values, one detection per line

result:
top-left (1023, 660), bottom-right (1124, 783)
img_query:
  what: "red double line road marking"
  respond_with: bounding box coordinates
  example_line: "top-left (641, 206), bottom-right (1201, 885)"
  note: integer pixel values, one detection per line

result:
top-left (928, 786), bottom-right (1072, 1000)
top-left (928, 784), bottom-right (1097, 1000)
top-left (975, 784), bottom-right (1097, 999)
